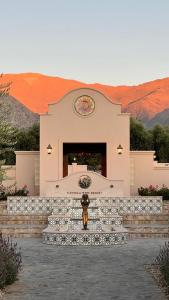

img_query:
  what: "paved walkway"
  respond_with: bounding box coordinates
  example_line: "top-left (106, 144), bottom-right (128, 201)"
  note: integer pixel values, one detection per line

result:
top-left (3, 238), bottom-right (167, 300)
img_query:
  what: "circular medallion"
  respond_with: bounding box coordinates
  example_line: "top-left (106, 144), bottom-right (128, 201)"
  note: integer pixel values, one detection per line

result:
top-left (74, 95), bottom-right (95, 116)
top-left (78, 175), bottom-right (92, 189)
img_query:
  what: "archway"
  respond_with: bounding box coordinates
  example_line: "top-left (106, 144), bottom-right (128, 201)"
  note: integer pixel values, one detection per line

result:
top-left (63, 143), bottom-right (106, 177)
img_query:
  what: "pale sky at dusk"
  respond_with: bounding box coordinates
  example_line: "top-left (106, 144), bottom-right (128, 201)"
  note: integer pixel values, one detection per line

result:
top-left (0, 0), bottom-right (169, 85)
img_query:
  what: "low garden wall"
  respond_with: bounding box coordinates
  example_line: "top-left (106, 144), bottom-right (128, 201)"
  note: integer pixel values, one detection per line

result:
top-left (7, 196), bottom-right (163, 215)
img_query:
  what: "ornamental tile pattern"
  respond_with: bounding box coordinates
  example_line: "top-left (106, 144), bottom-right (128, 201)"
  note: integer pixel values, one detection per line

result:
top-left (43, 232), bottom-right (128, 246)
top-left (7, 196), bottom-right (162, 245)
top-left (42, 196), bottom-right (128, 245)
top-left (7, 196), bottom-right (162, 215)
top-left (98, 197), bottom-right (162, 214)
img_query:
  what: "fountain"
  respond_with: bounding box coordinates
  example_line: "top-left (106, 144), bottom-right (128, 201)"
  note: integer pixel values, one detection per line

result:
top-left (43, 197), bottom-right (128, 246)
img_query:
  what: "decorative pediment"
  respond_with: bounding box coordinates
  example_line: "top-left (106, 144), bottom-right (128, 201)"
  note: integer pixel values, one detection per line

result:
top-left (46, 88), bottom-right (122, 116)
top-left (45, 171), bottom-right (124, 197)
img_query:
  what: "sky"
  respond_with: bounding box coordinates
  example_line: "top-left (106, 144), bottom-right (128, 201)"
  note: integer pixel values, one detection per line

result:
top-left (0, 0), bottom-right (169, 85)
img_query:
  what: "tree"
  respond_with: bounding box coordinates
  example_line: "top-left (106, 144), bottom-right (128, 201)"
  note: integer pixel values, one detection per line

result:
top-left (130, 118), bottom-right (153, 150)
top-left (16, 123), bottom-right (40, 151)
top-left (151, 125), bottom-right (169, 162)
top-left (0, 76), bottom-right (17, 182)
top-left (1, 123), bottom-right (40, 165)
top-left (130, 118), bottom-right (169, 162)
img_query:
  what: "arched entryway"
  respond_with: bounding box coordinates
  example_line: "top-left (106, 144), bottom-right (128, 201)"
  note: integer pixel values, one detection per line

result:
top-left (63, 143), bottom-right (107, 177)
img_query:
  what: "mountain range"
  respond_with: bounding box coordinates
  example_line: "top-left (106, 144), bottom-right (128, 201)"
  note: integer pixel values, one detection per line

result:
top-left (0, 95), bottom-right (39, 129)
top-left (1, 73), bottom-right (169, 128)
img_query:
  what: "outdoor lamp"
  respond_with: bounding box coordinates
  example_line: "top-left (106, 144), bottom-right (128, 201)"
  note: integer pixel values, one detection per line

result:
top-left (117, 144), bottom-right (123, 155)
top-left (153, 152), bottom-right (156, 160)
top-left (47, 144), bottom-right (52, 154)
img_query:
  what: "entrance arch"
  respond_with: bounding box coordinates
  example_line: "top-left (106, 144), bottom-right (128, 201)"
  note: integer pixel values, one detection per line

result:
top-left (63, 143), bottom-right (107, 177)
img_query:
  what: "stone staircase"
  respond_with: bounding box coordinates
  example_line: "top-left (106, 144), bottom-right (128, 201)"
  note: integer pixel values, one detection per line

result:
top-left (123, 201), bottom-right (169, 238)
top-left (0, 199), bottom-right (169, 239)
top-left (123, 213), bottom-right (169, 238)
top-left (0, 201), bottom-right (48, 237)
top-left (163, 201), bottom-right (169, 213)
top-left (43, 198), bottom-right (128, 246)
top-left (0, 201), bottom-right (7, 214)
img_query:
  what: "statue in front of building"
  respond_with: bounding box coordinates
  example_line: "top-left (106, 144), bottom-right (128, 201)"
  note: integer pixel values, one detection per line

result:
top-left (81, 193), bottom-right (90, 230)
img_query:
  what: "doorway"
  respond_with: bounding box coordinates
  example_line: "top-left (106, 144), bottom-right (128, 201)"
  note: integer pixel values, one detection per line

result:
top-left (63, 143), bottom-right (107, 177)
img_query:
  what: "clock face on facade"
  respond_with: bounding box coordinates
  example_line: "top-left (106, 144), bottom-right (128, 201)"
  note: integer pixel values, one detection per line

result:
top-left (74, 95), bottom-right (95, 116)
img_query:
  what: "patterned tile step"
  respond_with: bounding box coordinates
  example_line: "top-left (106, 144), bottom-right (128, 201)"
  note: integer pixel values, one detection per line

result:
top-left (43, 231), bottom-right (128, 246)
top-left (52, 207), bottom-right (119, 216)
top-left (48, 218), bottom-right (123, 228)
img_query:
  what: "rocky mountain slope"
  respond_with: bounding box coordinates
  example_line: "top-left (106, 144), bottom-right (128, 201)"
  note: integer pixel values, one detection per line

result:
top-left (147, 108), bottom-right (169, 128)
top-left (0, 95), bottom-right (39, 129)
top-left (1, 73), bottom-right (169, 127)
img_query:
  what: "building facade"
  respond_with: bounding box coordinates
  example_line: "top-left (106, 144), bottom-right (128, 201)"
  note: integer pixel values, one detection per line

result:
top-left (4, 88), bottom-right (169, 196)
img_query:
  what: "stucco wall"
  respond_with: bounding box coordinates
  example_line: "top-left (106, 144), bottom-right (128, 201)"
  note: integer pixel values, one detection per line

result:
top-left (15, 151), bottom-right (40, 196)
top-left (130, 151), bottom-right (169, 195)
top-left (3, 150), bottom-right (169, 197)
top-left (40, 88), bottom-right (130, 196)
top-left (2, 165), bottom-right (16, 188)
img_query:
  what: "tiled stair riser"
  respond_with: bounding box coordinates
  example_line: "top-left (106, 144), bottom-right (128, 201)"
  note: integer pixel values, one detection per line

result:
top-left (48, 217), bottom-right (122, 227)
top-left (43, 232), bottom-right (128, 246)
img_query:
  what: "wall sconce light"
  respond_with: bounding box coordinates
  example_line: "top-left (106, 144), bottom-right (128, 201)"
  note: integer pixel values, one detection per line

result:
top-left (73, 157), bottom-right (76, 162)
top-left (47, 144), bottom-right (52, 154)
top-left (117, 144), bottom-right (123, 155)
top-left (153, 152), bottom-right (156, 160)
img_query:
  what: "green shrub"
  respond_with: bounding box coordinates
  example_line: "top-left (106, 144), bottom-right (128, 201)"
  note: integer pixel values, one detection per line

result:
top-left (0, 233), bottom-right (22, 288)
top-left (155, 242), bottom-right (169, 287)
top-left (138, 185), bottom-right (169, 200)
top-left (11, 185), bottom-right (29, 197)
top-left (0, 183), bottom-right (29, 201)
